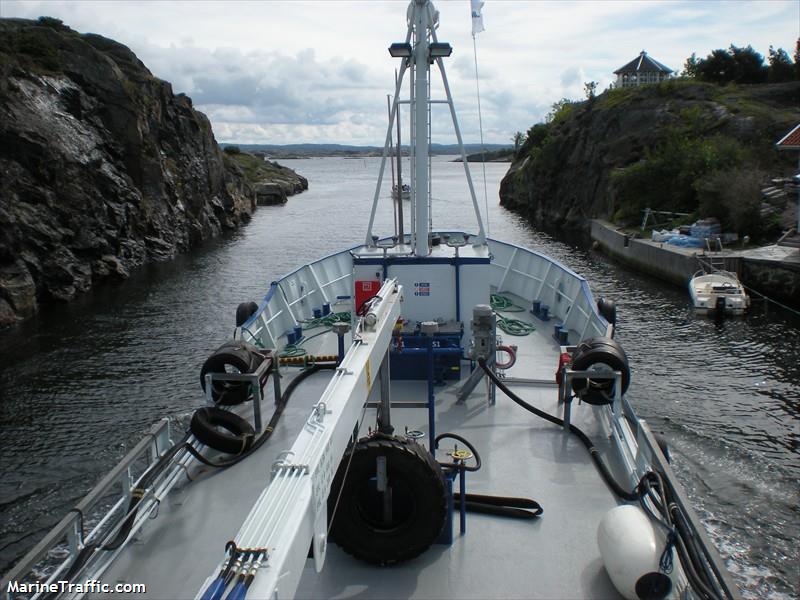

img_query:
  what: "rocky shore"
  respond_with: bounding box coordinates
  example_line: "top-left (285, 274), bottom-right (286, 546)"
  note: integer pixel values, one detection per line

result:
top-left (499, 81), bottom-right (799, 231)
top-left (0, 18), bottom-right (306, 327)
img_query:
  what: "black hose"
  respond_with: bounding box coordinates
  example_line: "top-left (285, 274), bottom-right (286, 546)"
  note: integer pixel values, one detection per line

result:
top-left (434, 432), bottom-right (482, 472)
top-left (478, 358), bottom-right (640, 501)
top-left (453, 492), bottom-right (543, 519)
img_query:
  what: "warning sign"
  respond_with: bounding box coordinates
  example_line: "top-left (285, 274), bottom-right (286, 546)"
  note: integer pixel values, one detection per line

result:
top-left (413, 282), bottom-right (431, 297)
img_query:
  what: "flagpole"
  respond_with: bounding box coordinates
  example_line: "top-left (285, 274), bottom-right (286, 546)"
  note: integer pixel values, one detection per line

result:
top-left (471, 17), bottom-right (490, 238)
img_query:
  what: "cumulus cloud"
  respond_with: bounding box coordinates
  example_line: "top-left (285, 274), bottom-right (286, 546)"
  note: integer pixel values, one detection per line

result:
top-left (3, 0), bottom-right (797, 145)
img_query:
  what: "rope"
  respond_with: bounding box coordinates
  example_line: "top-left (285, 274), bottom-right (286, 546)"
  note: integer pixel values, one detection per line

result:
top-left (490, 294), bottom-right (534, 336)
top-left (280, 312), bottom-right (352, 358)
top-left (497, 316), bottom-right (536, 336)
top-left (490, 293), bottom-right (525, 312)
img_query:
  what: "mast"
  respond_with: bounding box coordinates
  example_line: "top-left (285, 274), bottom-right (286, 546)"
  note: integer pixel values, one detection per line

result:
top-left (412, 0), bottom-right (430, 257)
top-left (364, 0), bottom-right (486, 248)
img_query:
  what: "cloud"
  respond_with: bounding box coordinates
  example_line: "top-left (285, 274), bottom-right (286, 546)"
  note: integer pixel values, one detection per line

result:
top-left (2, 0), bottom-right (797, 145)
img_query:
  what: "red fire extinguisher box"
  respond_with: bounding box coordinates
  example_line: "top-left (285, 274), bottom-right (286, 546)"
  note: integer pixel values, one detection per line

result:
top-left (355, 279), bottom-right (381, 311)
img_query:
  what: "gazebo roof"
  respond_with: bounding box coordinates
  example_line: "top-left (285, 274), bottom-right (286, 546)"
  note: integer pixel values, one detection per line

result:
top-left (614, 51), bottom-right (673, 75)
top-left (776, 123), bottom-right (800, 150)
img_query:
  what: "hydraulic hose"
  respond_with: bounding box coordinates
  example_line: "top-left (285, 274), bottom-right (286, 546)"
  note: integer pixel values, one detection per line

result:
top-left (434, 432), bottom-right (482, 472)
top-left (477, 358), bottom-right (640, 501)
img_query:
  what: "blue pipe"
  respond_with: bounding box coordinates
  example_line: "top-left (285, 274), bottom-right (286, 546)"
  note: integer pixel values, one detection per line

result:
top-left (427, 335), bottom-right (435, 455)
top-left (459, 466), bottom-right (467, 534)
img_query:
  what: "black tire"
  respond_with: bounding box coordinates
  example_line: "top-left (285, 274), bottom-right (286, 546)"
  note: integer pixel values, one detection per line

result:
top-left (597, 297), bottom-right (617, 326)
top-left (570, 336), bottom-right (630, 405)
top-left (236, 301), bottom-right (259, 327)
top-left (190, 407), bottom-right (255, 454)
top-left (328, 435), bottom-right (446, 565)
top-left (200, 340), bottom-right (264, 405)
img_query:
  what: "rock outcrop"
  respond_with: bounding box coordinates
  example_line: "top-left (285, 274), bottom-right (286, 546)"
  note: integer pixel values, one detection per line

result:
top-left (500, 80), bottom-right (800, 232)
top-left (0, 18), bottom-right (304, 327)
top-left (223, 151), bottom-right (308, 205)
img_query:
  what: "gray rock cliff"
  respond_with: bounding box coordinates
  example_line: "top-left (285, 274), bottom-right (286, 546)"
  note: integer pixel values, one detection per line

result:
top-left (499, 81), bottom-right (800, 232)
top-left (0, 18), bottom-right (303, 326)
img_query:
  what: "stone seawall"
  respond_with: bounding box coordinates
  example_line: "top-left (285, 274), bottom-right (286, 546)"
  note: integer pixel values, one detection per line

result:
top-left (591, 220), bottom-right (800, 310)
top-left (590, 220), bottom-right (701, 286)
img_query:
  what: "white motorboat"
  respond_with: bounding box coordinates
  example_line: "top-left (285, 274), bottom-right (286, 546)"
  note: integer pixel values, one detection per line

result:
top-left (1, 3), bottom-right (741, 600)
top-left (689, 270), bottom-right (750, 316)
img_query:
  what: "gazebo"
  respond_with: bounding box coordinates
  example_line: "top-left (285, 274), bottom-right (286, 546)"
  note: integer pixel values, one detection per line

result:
top-left (613, 51), bottom-right (673, 88)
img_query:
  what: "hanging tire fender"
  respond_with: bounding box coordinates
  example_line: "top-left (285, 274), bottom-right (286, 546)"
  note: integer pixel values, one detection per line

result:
top-left (190, 407), bottom-right (255, 454)
top-left (236, 301), bottom-right (260, 327)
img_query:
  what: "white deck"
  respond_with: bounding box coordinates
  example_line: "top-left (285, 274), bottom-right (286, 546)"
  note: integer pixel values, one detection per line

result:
top-left (9, 237), bottom-right (706, 600)
top-left (95, 303), bottom-right (624, 599)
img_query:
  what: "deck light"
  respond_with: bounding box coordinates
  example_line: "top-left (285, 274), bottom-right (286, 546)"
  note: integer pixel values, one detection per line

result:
top-left (388, 43), bottom-right (412, 58)
top-left (429, 42), bottom-right (452, 58)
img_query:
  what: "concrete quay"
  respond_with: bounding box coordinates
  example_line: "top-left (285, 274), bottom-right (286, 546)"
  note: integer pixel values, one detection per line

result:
top-left (590, 220), bottom-right (800, 309)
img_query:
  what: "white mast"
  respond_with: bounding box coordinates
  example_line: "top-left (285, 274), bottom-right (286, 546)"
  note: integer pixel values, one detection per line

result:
top-left (412, 0), bottom-right (431, 256)
top-left (364, 0), bottom-right (487, 249)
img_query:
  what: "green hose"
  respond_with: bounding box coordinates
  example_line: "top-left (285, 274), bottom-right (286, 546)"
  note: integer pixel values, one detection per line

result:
top-left (280, 311), bottom-right (352, 358)
top-left (497, 316), bottom-right (536, 336)
top-left (490, 294), bottom-right (525, 313)
top-left (491, 294), bottom-right (535, 335)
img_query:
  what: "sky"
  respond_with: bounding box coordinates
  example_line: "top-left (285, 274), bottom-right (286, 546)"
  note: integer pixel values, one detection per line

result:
top-left (2, 0), bottom-right (798, 146)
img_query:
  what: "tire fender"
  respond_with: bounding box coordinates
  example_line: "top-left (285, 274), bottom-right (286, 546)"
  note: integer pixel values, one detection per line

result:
top-left (328, 435), bottom-right (446, 565)
top-left (190, 407), bottom-right (255, 454)
top-left (570, 336), bottom-right (630, 405)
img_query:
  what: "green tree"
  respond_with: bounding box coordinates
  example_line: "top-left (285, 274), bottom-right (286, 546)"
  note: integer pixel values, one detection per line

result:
top-left (545, 98), bottom-right (574, 124)
top-left (512, 131), bottom-right (525, 150)
top-left (696, 45), bottom-right (767, 84)
top-left (795, 39), bottom-right (800, 79)
top-left (729, 44), bottom-right (767, 83)
top-left (682, 53), bottom-right (699, 78)
top-left (768, 46), bottom-right (794, 82)
top-left (583, 81), bottom-right (597, 100)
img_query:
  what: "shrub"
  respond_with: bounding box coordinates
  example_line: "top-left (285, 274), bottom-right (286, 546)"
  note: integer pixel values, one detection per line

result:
top-left (610, 128), bottom-right (748, 225)
top-left (695, 169), bottom-right (765, 236)
top-left (223, 145), bottom-right (241, 155)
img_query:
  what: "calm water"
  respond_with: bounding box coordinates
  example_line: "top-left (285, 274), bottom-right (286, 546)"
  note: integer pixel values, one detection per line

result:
top-left (1, 157), bottom-right (797, 598)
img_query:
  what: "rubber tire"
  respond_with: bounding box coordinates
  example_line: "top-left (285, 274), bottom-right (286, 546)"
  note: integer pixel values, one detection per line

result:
top-left (597, 297), bottom-right (617, 326)
top-left (570, 336), bottom-right (630, 405)
top-left (190, 407), bottom-right (255, 454)
top-left (328, 435), bottom-right (446, 565)
top-left (236, 301), bottom-right (259, 327)
top-left (200, 340), bottom-right (264, 405)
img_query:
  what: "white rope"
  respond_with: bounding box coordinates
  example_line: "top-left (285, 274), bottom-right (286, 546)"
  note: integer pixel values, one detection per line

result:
top-left (472, 33), bottom-right (490, 239)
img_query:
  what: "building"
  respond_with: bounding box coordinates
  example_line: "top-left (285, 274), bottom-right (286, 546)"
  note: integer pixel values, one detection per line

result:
top-left (613, 51), bottom-right (673, 88)
top-left (775, 123), bottom-right (800, 246)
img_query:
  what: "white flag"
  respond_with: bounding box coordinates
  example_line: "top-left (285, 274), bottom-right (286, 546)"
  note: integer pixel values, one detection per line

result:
top-left (471, 0), bottom-right (485, 35)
